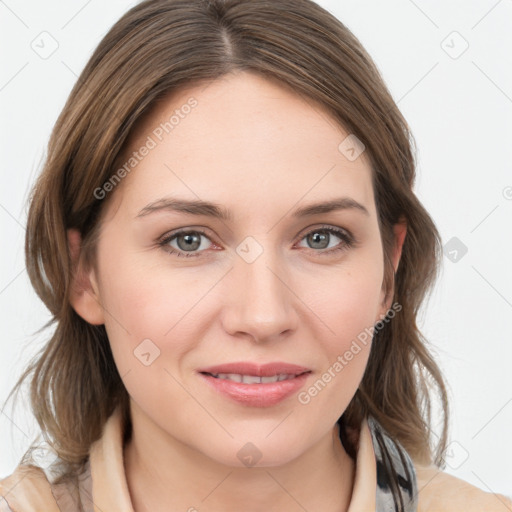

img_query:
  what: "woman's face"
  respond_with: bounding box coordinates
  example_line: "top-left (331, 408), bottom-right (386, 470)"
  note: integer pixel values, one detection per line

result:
top-left (72, 70), bottom-right (401, 467)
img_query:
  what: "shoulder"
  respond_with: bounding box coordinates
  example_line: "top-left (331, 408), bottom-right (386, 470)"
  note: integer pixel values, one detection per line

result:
top-left (415, 464), bottom-right (512, 512)
top-left (0, 465), bottom-right (60, 512)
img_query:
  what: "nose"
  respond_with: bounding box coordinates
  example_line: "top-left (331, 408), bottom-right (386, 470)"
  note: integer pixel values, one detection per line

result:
top-left (220, 247), bottom-right (299, 343)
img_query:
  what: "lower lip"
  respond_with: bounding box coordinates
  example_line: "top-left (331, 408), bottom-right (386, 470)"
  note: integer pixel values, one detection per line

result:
top-left (199, 372), bottom-right (311, 407)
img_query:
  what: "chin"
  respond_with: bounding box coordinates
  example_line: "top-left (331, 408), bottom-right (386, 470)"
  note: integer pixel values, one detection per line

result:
top-left (202, 436), bottom-right (308, 470)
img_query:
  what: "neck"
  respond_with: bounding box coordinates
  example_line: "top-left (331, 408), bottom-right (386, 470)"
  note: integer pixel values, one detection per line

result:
top-left (124, 408), bottom-right (355, 512)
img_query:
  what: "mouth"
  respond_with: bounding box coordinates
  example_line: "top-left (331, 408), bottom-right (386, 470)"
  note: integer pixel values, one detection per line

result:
top-left (200, 372), bottom-right (309, 384)
top-left (197, 361), bottom-right (311, 378)
top-left (197, 362), bottom-right (312, 407)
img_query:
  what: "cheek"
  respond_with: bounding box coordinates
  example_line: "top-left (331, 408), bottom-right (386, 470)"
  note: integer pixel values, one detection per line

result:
top-left (95, 249), bottom-right (230, 403)
top-left (297, 275), bottom-right (380, 421)
top-left (328, 273), bottom-right (384, 342)
top-left (305, 250), bottom-right (384, 345)
top-left (98, 248), bottom-right (208, 340)
top-left (301, 249), bottom-right (384, 393)
top-left (96, 258), bottom-right (200, 415)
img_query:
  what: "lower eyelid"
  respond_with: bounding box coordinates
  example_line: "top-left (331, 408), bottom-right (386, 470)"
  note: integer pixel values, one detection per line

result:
top-left (161, 230), bottom-right (212, 255)
top-left (160, 226), bottom-right (354, 256)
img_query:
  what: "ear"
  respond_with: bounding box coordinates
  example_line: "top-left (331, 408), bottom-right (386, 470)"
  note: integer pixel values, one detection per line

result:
top-left (377, 217), bottom-right (407, 319)
top-left (391, 216), bottom-right (407, 274)
top-left (67, 228), bottom-right (105, 325)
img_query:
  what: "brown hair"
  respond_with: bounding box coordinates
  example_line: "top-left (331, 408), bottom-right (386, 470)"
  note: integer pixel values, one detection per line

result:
top-left (2, 0), bottom-right (448, 484)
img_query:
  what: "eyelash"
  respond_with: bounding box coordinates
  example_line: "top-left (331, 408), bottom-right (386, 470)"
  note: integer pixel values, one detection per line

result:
top-left (157, 225), bottom-right (356, 259)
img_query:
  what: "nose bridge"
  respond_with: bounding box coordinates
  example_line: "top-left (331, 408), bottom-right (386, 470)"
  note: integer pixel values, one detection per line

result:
top-left (222, 238), bottom-right (297, 341)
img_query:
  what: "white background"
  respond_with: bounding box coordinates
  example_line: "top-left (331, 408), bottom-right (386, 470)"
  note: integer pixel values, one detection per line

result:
top-left (1, 0), bottom-right (511, 500)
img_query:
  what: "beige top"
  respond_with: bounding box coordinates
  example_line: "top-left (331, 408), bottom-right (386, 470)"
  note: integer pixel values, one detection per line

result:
top-left (0, 406), bottom-right (510, 511)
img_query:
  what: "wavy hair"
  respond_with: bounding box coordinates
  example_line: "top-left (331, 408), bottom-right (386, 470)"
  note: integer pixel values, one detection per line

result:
top-left (2, 0), bottom-right (448, 484)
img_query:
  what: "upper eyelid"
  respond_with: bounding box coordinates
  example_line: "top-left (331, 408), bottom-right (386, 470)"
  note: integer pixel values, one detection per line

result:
top-left (160, 224), bottom-right (352, 248)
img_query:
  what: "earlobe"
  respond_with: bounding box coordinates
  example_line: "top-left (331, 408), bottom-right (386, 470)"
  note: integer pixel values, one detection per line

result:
top-left (67, 228), bottom-right (105, 325)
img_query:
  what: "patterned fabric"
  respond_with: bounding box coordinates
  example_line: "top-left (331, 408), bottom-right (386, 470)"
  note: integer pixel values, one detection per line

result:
top-left (368, 416), bottom-right (418, 511)
top-left (49, 460), bottom-right (95, 512)
top-left (46, 414), bottom-right (418, 511)
top-left (1, 413), bottom-right (418, 511)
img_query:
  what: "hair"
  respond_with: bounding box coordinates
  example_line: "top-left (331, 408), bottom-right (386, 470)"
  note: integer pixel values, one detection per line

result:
top-left (2, 0), bottom-right (448, 487)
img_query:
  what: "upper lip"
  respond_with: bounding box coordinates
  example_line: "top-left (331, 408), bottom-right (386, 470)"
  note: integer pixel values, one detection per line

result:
top-left (198, 362), bottom-right (311, 377)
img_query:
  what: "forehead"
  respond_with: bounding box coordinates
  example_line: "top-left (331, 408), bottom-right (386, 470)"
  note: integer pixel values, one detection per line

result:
top-left (104, 71), bottom-right (375, 222)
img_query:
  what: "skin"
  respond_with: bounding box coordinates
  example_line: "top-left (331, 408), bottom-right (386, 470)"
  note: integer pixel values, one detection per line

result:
top-left (68, 70), bottom-right (406, 512)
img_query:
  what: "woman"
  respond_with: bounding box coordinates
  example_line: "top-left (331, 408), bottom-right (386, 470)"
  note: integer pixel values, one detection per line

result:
top-left (1, 0), bottom-right (510, 510)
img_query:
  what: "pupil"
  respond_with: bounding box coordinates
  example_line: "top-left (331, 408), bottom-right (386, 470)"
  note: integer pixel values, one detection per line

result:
top-left (309, 231), bottom-right (328, 249)
top-left (178, 233), bottom-right (200, 251)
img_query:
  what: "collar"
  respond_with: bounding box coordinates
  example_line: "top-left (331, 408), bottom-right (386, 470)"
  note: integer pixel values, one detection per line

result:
top-left (88, 406), bottom-right (380, 511)
top-left (0, 406), bottom-right (418, 511)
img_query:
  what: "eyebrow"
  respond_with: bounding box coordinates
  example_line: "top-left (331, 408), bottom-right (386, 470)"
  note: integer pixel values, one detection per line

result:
top-left (135, 196), bottom-right (370, 220)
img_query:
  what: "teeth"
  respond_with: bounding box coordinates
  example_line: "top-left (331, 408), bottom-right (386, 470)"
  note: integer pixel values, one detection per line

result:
top-left (217, 373), bottom-right (242, 382)
top-left (211, 373), bottom-right (296, 384)
top-left (243, 375), bottom-right (263, 384)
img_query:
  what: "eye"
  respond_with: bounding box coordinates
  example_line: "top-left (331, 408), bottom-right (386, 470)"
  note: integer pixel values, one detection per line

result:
top-left (158, 229), bottom-right (214, 258)
top-left (158, 225), bottom-right (355, 258)
top-left (296, 225), bottom-right (355, 255)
